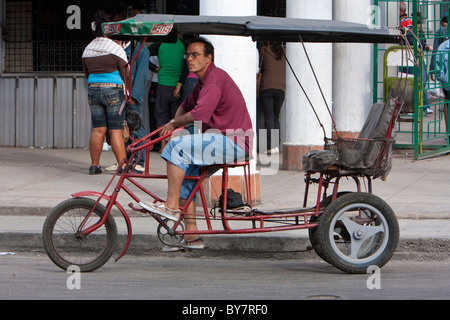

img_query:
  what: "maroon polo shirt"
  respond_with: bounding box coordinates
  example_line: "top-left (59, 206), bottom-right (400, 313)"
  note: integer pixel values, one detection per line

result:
top-left (181, 62), bottom-right (254, 156)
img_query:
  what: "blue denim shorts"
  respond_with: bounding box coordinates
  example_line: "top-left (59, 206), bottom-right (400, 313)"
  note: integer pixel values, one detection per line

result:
top-left (161, 131), bottom-right (247, 200)
top-left (88, 86), bottom-right (125, 130)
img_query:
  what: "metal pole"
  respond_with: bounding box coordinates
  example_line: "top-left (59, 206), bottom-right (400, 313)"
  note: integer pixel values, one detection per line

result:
top-left (413, 0), bottom-right (421, 159)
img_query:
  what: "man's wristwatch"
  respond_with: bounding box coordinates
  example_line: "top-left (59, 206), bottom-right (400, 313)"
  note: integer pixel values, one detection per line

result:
top-left (170, 119), bottom-right (176, 127)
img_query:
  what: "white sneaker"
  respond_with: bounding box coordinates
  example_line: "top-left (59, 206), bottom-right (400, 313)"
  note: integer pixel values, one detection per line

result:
top-left (105, 164), bottom-right (118, 171)
top-left (267, 147), bottom-right (279, 155)
top-left (134, 164), bottom-right (145, 173)
top-left (102, 142), bottom-right (112, 151)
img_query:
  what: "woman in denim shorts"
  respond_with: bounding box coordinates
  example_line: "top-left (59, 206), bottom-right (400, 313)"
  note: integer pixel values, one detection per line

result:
top-left (87, 85), bottom-right (126, 174)
top-left (82, 10), bottom-right (129, 175)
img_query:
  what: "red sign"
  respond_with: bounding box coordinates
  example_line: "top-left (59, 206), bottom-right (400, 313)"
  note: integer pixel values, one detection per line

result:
top-left (151, 24), bottom-right (173, 35)
top-left (103, 24), bottom-right (122, 35)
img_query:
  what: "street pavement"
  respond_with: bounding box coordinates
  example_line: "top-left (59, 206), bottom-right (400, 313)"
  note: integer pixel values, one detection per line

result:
top-left (0, 146), bottom-right (449, 261)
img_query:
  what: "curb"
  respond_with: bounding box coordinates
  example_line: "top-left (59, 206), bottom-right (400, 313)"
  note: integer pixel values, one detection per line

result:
top-left (2, 232), bottom-right (449, 262)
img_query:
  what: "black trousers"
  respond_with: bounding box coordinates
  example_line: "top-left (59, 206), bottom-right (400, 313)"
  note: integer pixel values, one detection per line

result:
top-left (155, 84), bottom-right (182, 128)
top-left (260, 88), bottom-right (285, 149)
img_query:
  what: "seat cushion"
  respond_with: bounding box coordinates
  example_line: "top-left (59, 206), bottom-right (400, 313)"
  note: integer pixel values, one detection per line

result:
top-left (302, 149), bottom-right (338, 171)
top-left (359, 99), bottom-right (396, 140)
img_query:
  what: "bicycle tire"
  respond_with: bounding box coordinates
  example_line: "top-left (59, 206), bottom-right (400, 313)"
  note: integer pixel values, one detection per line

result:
top-left (42, 197), bottom-right (118, 272)
top-left (308, 191), bottom-right (351, 263)
top-left (314, 192), bottom-right (399, 274)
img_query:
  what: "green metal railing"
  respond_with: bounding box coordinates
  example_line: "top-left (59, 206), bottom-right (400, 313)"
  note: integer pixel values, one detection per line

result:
top-left (373, 0), bottom-right (450, 159)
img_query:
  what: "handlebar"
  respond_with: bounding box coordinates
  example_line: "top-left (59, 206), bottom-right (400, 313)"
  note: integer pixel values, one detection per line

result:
top-left (126, 125), bottom-right (186, 154)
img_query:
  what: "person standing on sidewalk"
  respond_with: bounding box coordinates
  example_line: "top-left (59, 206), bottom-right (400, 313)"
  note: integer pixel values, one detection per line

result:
top-left (436, 38), bottom-right (450, 133)
top-left (147, 55), bottom-right (161, 151)
top-left (82, 10), bottom-right (129, 175)
top-left (259, 41), bottom-right (286, 155)
top-left (148, 37), bottom-right (189, 150)
top-left (124, 41), bottom-right (150, 172)
top-left (399, 2), bottom-right (412, 30)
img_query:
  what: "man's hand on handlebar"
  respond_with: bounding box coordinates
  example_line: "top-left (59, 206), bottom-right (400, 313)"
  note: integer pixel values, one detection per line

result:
top-left (160, 119), bottom-right (177, 142)
top-left (159, 111), bottom-right (196, 142)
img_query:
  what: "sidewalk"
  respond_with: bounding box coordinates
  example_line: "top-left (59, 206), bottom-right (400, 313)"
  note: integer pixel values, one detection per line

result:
top-left (0, 146), bottom-right (449, 261)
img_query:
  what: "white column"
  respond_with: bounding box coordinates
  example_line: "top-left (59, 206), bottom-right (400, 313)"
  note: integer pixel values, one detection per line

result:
top-left (200, 0), bottom-right (258, 150)
top-left (283, 0), bottom-right (333, 170)
top-left (199, 0), bottom-right (261, 204)
top-left (332, 0), bottom-right (373, 138)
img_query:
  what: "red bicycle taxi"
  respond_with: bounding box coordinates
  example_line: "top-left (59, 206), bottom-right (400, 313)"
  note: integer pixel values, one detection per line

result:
top-left (42, 14), bottom-right (406, 274)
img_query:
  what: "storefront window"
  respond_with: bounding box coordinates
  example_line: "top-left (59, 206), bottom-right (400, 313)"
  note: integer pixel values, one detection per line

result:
top-left (258, 0), bottom-right (286, 17)
top-left (165, 0), bottom-right (199, 15)
top-left (2, 0), bottom-right (167, 73)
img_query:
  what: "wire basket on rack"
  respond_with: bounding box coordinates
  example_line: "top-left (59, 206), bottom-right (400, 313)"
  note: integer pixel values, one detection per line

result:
top-left (324, 137), bottom-right (395, 180)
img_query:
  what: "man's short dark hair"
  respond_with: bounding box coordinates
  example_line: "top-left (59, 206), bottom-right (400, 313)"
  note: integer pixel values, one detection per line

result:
top-left (190, 37), bottom-right (215, 61)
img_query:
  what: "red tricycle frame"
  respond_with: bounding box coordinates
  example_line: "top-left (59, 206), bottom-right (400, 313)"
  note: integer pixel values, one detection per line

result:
top-left (73, 126), bottom-right (322, 262)
top-left (42, 14), bottom-right (404, 274)
top-left (42, 123), bottom-right (400, 274)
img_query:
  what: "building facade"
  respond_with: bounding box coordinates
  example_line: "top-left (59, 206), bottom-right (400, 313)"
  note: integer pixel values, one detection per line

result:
top-left (0, 0), bottom-right (375, 171)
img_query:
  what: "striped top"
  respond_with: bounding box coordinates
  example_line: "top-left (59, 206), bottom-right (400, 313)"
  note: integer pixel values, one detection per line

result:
top-left (82, 37), bottom-right (129, 85)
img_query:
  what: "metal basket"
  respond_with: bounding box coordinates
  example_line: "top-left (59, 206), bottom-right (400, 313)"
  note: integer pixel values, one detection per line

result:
top-left (325, 137), bottom-right (395, 179)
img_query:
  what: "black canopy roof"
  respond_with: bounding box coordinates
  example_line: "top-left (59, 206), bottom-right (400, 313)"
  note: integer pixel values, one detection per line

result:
top-left (130, 14), bottom-right (402, 43)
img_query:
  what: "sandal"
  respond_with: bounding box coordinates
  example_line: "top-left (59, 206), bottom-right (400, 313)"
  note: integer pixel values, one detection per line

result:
top-left (181, 238), bottom-right (205, 250)
top-left (162, 245), bottom-right (183, 252)
top-left (161, 238), bottom-right (205, 252)
top-left (139, 201), bottom-right (180, 221)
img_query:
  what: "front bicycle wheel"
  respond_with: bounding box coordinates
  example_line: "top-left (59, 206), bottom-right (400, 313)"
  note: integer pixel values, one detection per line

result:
top-left (314, 192), bottom-right (399, 274)
top-left (42, 197), bottom-right (118, 272)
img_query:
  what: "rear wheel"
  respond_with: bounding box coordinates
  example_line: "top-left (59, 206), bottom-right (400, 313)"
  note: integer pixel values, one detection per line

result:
top-left (313, 192), bottom-right (399, 274)
top-left (309, 191), bottom-right (351, 263)
top-left (42, 198), bottom-right (118, 272)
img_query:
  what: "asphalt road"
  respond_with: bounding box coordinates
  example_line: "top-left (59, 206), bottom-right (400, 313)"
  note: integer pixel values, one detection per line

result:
top-left (1, 252), bottom-right (449, 302)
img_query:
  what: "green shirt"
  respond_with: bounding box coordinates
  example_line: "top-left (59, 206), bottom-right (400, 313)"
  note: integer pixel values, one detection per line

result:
top-left (157, 39), bottom-right (186, 86)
